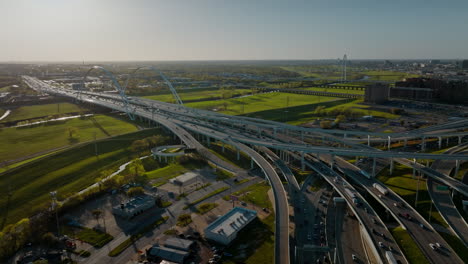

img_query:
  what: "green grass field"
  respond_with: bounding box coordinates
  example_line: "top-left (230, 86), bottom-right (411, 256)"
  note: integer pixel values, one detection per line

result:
top-left (143, 88), bottom-right (249, 103)
top-left (0, 114), bottom-right (137, 163)
top-left (391, 226), bottom-right (429, 264)
top-left (62, 226), bottom-right (113, 248)
top-left (377, 165), bottom-right (447, 227)
top-left (147, 162), bottom-right (205, 186)
top-left (324, 99), bottom-right (400, 119)
top-left (185, 92), bottom-right (339, 116)
top-left (0, 128), bottom-right (164, 227)
top-left (227, 181), bottom-right (273, 210)
top-left (363, 70), bottom-right (419, 81)
top-left (3, 103), bottom-right (85, 122)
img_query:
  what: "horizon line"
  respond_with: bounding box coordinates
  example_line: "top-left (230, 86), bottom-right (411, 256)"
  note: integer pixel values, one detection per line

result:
top-left (0, 58), bottom-right (465, 64)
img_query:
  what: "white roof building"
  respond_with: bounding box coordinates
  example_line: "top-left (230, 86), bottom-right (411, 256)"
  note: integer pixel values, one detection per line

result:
top-left (204, 207), bottom-right (257, 245)
top-left (169, 172), bottom-right (199, 186)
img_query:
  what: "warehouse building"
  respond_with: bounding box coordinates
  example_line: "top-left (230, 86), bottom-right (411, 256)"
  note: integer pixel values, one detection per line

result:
top-left (112, 195), bottom-right (155, 219)
top-left (204, 207), bottom-right (257, 245)
top-left (169, 172), bottom-right (200, 186)
top-left (164, 237), bottom-right (195, 251)
top-left (146, 246), bottom-right (189, 264)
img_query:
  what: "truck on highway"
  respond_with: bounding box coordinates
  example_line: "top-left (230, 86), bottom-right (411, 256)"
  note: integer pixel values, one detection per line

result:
top-left (373, 183), bottom-right (389, 196)
top-left (385, 251), bottom-right (398, 264)
top-left (344, 188), bottom-right (356, 199)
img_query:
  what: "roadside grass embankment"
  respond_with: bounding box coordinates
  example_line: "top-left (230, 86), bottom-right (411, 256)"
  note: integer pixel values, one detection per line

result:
top-left (0, 128), bottom-right (164, 227)
top-left (0, 114), bottom-right (138, 164)
top-left (2, 102), bottom-right (85, 122)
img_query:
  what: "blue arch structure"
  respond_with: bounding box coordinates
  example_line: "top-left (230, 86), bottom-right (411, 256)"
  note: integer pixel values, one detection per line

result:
top-left (124, 66), bottom-right (183, 105)
top-left (81, 66), bottom-right (136, 120)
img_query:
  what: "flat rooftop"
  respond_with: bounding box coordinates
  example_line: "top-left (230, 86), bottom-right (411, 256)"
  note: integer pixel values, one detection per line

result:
top-left (205, 207), bottom-right (257, 237)
top-left (170, 172), bottom-right (198, 184)
top-left (164, 237), bottom-right (194, 251)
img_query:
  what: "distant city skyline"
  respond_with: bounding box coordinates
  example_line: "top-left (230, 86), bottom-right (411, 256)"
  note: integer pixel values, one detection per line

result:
top-left (1, 0), bottom-right (467, 62)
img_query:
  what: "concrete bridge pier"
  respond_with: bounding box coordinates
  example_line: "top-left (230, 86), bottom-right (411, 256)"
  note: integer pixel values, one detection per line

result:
top-left (221, 142), bottom-right (225, 153)
top-left (389, 158), bottom-right (394, 175)
top-left (421, 137), bottom-right (426, 151)
top-left (207, 136), bottom-right (211, 147)
top-left (438, 137), bottom-right (442, 149)
top-left (251, 158), bottom-right (254, 169)
top-left (331, 155), bottom-right (336, 171)
top-left (455, 160), bottom-right (460, 178)
top-left (301, 151), bottom-right (305, 171)
top-left (388, 136), bottom-right (391, 150)
top-left (236, 149), bottom-right (240, 161)
top-left (459, 136), bottom-right (462, 145)
top-left (412, 159), bottom-right (417, 179)
top-left (367, 135), bottom-right (370, 146)
top-left (372, 157), bottom-right (377, 177)
top-left (446, 137), bottom-right (450, 146)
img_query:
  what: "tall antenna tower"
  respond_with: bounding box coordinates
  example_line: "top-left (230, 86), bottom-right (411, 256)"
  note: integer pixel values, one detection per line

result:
top-left (342, 54), bottom-right (347, 82)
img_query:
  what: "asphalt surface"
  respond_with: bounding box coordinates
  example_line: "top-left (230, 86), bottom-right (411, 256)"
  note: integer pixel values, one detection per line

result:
top-left (301, 155), bottom-right (407, 264)
top-left (428, 144), bottom-right (468, 247)
top-left (328, 155), bottom-right (464, 264)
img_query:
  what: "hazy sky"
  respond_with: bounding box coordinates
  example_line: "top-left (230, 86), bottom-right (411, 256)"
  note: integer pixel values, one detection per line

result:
top-left (1, 0), bottom-right (467, 61)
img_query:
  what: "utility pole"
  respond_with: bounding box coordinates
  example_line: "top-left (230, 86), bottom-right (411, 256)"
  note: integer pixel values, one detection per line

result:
top-left (50, 191), bottom-right (60, 236)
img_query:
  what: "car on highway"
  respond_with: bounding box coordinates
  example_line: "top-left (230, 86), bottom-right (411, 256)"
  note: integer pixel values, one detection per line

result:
top-left (352, 254), bottom-right (358, 261)
top-left (379, 242), bottom-right (385, 248)
top-left (429, 243), bottom-right (437, 250)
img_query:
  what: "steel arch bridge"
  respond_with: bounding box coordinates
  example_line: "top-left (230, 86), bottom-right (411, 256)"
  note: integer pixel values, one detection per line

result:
top-left (80, 66), bottom-right (136, 120)
top-left (124, 66), bottom-right (183, 105)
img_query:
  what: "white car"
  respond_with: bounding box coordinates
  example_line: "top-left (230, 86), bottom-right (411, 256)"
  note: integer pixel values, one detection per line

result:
top-left (429, 243), bottom-right (437, 250)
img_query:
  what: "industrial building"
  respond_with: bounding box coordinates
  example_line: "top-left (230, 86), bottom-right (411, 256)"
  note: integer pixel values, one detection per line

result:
top-left (364, 83), bottom-right (390, 103)
top-left (164, 237), bottom-right (195, 252)
top-left (112, 195), bottom-right (155, 219)
top-left (169, 172), bottom-right (200, 186)
top-left (395, 78), bottom-right (468, 104)
top-left (204, 207), bottom-right (257, 245)
top-left (147, 246), bottom-right (189, 264)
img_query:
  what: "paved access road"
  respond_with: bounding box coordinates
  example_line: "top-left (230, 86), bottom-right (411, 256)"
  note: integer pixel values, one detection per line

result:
top-left (428, 144), bottom-right (468, 247)
top-left (328, 155), bottom-right (464, 264)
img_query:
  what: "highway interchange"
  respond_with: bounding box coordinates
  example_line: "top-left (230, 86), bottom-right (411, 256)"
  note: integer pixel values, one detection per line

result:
top-left (23, 74), bottom-right (468, 264)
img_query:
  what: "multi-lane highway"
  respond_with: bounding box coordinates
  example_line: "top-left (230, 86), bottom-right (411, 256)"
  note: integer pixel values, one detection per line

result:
top-left (302, 155), bottom-right (407, 264)
top-left (428, 144), bottom-right (468, 247)
top-left (326, 155), bottom-right (464, 264)
top-left (23, 74), bottom-right (468, 263)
